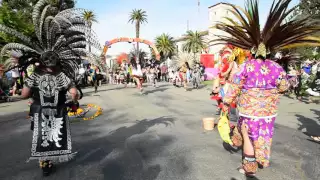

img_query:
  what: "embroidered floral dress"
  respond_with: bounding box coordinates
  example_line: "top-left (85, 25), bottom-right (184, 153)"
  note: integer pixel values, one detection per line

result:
top-left (223, 59), bottom-right (289, 169)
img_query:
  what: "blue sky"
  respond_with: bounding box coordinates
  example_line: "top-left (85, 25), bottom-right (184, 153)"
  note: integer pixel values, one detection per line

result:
top-left (76, 0), bottom-right (299, 56)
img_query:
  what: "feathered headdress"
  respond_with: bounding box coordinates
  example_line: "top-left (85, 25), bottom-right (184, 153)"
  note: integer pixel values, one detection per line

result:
top-left (210, 0), bottom-right (320, 59)
top-left (0, 0), bottom-right (101, 79)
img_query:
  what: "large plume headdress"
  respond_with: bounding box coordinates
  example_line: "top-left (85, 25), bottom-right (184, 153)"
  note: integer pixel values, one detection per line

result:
top-left (0, 0), bottom-right (101, 79)
top-left (210, 0), bottom-right (320, 59)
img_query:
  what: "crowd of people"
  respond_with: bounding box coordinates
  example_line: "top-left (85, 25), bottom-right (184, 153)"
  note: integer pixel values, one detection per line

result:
top-left (102, 58), bottom-right (205, 93)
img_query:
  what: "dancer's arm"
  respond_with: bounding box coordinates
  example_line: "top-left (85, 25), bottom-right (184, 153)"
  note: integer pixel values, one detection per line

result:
top-left (21, 73), bottom-right (35, 99)
top-left (221, 61), bottom-right (234, 77)
top-left (276, 65), bottom-right (290, 93)
top-left (21, 86), bottom-right (31, 99)
top-left (69, 87), bottom-right (78, 102)
top-left (223, 63), bottom-right (247, 106)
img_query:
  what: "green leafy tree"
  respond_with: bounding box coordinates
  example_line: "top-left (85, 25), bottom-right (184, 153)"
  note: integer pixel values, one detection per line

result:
top-left (0, 2), bottom-right (35, 48)
top-left (0, 0), bottom-right (76, 52)
top-left (128, 9), bottom-right (148, 59)
top-left (82, 10), bottom-right (98, 53)
top-left (298, 0), bottom-right (320, 19)
top-left (155, 33), bottom-right (176, 61)
top-left (288, 0), bottom-right (320, 61)
top-left (182, 30), bottom-right (206, 61)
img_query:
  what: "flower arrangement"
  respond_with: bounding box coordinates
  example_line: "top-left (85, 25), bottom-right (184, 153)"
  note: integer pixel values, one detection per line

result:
top-left (68, 108), bottom-right (85, 117)
top-left (83, 104), bottom-right (102, 120)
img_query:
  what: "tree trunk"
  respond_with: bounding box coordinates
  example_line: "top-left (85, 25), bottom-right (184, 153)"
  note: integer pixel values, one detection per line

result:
top-left (135, 21), bottom-right (140, 62)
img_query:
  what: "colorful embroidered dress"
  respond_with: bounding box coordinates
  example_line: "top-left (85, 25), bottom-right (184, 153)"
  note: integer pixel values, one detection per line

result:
top-left (224, 59), bottom-right (289, 168)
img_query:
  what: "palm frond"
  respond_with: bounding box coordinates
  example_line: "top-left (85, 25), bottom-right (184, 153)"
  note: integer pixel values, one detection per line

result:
top-left (210, 0), bottom-right (320, 54)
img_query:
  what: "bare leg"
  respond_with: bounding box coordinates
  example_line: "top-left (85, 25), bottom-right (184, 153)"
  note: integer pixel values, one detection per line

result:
top-left (134, 77), bottom-right (143, 93)
top-left (94, 80), bottom-right (98, 93)
top-left (240, 123), bottom-right (257, 177)
top-left (242, 124), bottom-right (254, 155)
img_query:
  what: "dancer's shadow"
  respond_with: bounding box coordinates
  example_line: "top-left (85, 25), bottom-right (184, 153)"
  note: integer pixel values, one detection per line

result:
top-left (82, 86), bottom-right (125, 96)
top-left (231, 176), bottom-right (260, 180)
top-left (58, 116), bottom-right (187, 180)
top-left (296, 109), bottom-right (320, 143)
top-left (144, 87), bottom-right (169, 95)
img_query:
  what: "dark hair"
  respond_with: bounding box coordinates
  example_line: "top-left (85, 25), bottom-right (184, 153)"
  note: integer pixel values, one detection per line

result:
top-left (130, 57), bottom-right (137, 69)
top-left (185, 62), bottom-right (190, 70)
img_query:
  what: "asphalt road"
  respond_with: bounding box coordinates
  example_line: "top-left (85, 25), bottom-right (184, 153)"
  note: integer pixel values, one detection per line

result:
top-left (0, 82), bottom-right (319, 180)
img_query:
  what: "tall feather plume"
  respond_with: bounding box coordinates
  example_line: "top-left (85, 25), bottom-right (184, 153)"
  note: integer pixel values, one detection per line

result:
top-left (210, 0), bottom-right (320, 55)
top-left (32, 0), bottom-right (48, 43)
top-left (39, 4), bottom-right (52, 44)
top-left (0, 0), bottom-right (102, 76)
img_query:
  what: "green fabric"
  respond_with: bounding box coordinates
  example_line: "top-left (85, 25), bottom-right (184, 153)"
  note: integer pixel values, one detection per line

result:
top-left (27, 65), bottom-right (34, 76)
top-left (128, 66), bottom-right (132, 75)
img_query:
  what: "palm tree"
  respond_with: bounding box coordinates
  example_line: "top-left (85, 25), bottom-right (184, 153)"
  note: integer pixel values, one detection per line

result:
top-left (128, 9), bottom-right (148, 60)
top-left (83, 10), bottom-right (98, 53)
top-left (182, 30), bottom-right (206, 61)
top-left (155, 33), bottom-right (176, 61)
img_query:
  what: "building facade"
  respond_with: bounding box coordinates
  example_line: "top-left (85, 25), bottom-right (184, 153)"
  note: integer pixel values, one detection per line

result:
top-left (174, 2), bottom-right (235, 58)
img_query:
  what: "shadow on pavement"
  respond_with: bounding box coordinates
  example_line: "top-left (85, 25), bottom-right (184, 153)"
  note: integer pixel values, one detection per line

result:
top-left (0, 111), bottom-right (29, 124)
top-left (144, 87), bottom-right (169, 95)
top-left (296, 109), bottom-right (320, 137)
top-left (231, 176), bottom-right (260, 180)
top-left (57, 116), bottom-right (182, 180)
top-left (284, 94), bottom-right (320, 105)
top-left (83, 86), bottom-right (125, 96)
top-left (222, 142), bottom-right (241, 154)
top-left (187, 84), bottom-right (207, 91)
top-left (0, 107), bottom-right (189, 180)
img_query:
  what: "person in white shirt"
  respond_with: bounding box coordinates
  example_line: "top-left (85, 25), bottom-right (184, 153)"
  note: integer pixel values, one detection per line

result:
top-left (11, 64), bottom-right (20, 96)
top-left (168, 70), bottom-right (174, 83)
top-left (130, 57), bottom-right (144, 93)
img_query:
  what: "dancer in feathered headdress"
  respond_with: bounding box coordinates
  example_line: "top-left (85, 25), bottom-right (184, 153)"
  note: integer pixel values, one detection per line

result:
top-left (0, 0), bottom-right (100, 176)
top-left (211, 0), bottom-right (320, 177)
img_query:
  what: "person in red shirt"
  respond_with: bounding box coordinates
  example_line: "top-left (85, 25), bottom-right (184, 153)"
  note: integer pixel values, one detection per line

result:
top-left (161, 64), bottom-right (168, 82)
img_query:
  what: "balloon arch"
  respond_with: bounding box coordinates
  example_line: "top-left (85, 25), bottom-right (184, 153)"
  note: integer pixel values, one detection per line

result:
top-left (101, 37), bottom-right (161, 64)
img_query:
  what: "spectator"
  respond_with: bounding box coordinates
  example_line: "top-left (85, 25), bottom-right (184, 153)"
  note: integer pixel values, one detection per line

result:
top-left (11, 66), bottom-right (20, 96)
top-left (161, 63), bottom-right (168, 82)
top-left (302, 59), bottom-right (312, 75)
